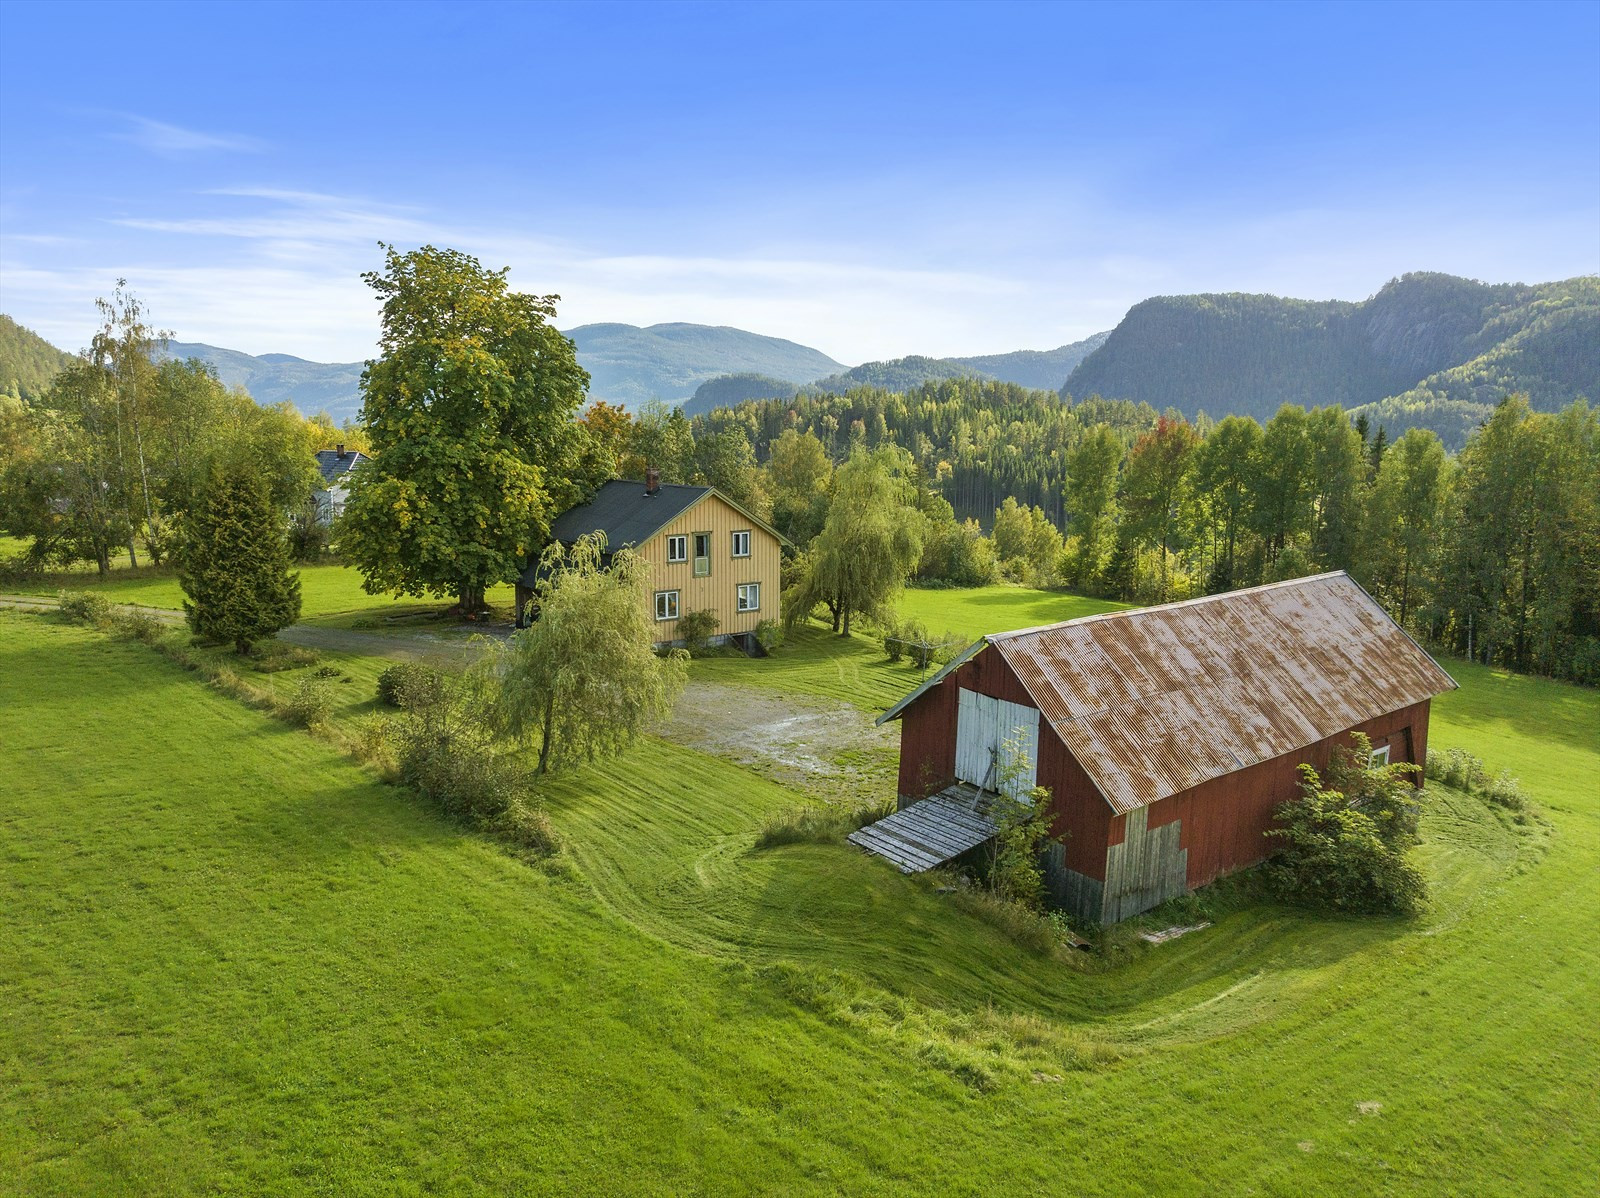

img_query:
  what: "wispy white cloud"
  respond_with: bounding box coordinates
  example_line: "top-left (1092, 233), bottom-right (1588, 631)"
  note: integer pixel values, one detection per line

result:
top-left (114, 115), bottom-right (265, 156)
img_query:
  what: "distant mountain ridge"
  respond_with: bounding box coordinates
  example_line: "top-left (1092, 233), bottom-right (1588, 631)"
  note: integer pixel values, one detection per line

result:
top-left (563, 322), bottom-right (845, 408)
top-left (683, 332), bottom-right (1111, 416)
top-left (1063, 272), bottom-right (1598, 445)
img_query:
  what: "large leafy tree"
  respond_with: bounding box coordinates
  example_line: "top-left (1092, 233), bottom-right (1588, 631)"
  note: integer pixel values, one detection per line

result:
top-left (179, 461), bottom-right (302, 654)
top-left (1119, 416), bottom-right (1199, 600)
top-left (1191, 414), bottom-right (1262, 590)
top-left (1062, 423), bottom-right (1124, 588)
top-left (1358, 428), bottom-right (1451, 628)
top-left (341, 245), bottom-right (592, 614)
top-left (474, 535), bottom-right (687, 774)
top-left (784, 447), bottom-right (924, 636)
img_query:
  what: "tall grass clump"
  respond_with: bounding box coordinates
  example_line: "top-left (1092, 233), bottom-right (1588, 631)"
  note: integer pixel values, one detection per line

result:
top-left (755, 796), bottom-right (893, 849)
top-left (1428, 747), bottom-right (1528, 812)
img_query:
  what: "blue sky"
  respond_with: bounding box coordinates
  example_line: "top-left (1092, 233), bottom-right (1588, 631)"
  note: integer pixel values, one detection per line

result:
top-left (2, 0), bottom-right (1596, 364)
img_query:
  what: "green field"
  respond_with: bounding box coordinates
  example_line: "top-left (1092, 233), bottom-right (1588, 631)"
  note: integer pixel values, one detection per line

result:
top-left (3, 584), bottom-right (1597, 1194)
top-left (2, 560), bottom-right (513, 628)
top-left (692, 586), bottom-right (1125, 711)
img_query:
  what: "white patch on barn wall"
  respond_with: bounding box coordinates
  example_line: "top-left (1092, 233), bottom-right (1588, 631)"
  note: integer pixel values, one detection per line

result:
top-left (955, 688), bottom-right (1039, 793)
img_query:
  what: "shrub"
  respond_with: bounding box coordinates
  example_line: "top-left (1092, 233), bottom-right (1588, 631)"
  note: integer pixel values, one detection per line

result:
top-left (1267, 736), bottom-right (1427, 916)
top-left (1484, 770), bottom-right (1527, 811)
top-left (677, 608), bottom-right (720, 654)
top-left (109, 610), bottom-right (165, 645)
top-left (754, 618), bottom-right (783, 653)
top-left (350, 715), bottom-right (398, 775)
top-left (398, 725), bottom-right (524, 824)
top-left (487, 800), bottom-right (562, 859)
top-left (377, 662), bottom-right (445, 709)
top-left (57, 590), bottom-right (112, 627)
top-left (248, 642), bottom-right (320, 673)
top-left (881, 617), bottom-right (926, 664)
top-left (286, 676), bottom-right (334, 728)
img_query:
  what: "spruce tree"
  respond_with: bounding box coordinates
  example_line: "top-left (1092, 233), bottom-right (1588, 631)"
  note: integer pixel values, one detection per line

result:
top-left (179, 463), bottom-right (302, 654)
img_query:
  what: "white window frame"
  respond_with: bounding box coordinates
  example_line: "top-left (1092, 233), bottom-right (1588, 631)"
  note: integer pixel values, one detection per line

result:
top-left (732, 530), bottom-right (751, 558)
top-left (666, 534), bottom-right (687, 564)
top-left (1370, 744), bottom-right (1391, 767)
top-left (693, 531), bottom-right (712, 577)
top-left (654, 590), bottom-right (680, 621)
top-left (737, 583), bottom-right (760, 613)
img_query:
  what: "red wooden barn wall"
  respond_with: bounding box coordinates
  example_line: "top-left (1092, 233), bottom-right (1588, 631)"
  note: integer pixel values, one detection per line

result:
top-left (894, 644), bottom-right (1436, 916)
top-left (1129, 697), bottom-right (1433, 890)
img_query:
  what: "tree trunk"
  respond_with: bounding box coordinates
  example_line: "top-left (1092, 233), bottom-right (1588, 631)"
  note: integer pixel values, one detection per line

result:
top-left (537, 694), bottom-right (556, 774)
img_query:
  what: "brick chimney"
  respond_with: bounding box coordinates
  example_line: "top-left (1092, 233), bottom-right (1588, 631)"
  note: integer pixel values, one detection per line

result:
top-left (336, 443), bottom-right (347, 459)
top-left (646, 467), bottom-right (660, 495)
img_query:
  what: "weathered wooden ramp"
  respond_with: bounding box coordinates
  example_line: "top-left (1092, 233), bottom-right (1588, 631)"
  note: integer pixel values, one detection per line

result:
top-left (848, 784), bottom-right (997, 873)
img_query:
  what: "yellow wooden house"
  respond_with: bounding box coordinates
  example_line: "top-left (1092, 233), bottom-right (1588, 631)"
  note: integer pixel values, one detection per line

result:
top-left (517, 473), bottom-right (785, 650)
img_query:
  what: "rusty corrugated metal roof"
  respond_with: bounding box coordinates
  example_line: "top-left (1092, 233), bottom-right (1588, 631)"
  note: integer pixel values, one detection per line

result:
top-left (987, 572), bottom-right (1458, 815)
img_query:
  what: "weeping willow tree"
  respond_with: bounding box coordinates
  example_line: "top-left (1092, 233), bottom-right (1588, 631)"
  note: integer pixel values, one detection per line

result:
top-left (473, 534), bottom-right (687, 774)
top-left (782, 446), bottom-right (924, 636)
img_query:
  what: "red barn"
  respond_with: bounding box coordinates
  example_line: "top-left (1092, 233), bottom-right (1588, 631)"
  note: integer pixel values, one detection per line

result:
top-left (868, 572), bottom-right (1458, 924)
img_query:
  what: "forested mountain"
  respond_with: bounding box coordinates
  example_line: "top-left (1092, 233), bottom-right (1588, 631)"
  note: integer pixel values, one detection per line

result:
top-left (683, 372), bottom-right (804, 416)
top-left (1064, 273), bottom-right (1598, 446)
top-left (565, 322), bottom-right (843, 407)
top-left (950, 332), bottom-right (1110, 391)
top-left (809, 355), bottom-right (990, 394)
top-left (0, 316), bottom-right (73, 399)
top-left (163, 342), bottom-right (367, 421)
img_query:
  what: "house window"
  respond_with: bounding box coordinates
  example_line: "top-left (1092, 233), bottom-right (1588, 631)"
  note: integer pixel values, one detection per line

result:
top-left (666, 534), bottom-right (687, 563)
top-left (693, 532), bottom-right (711, 577)
top-left (737, 583), bottom-right (760, 613)
top-left (655, 590), bottom-right (680, 621)
top-left (1370, 744), bottom-right (1391, 767)
top-left (732, 530), bottom-right (751, 558)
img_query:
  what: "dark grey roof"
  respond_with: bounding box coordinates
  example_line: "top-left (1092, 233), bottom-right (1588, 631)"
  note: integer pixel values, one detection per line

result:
top-left (546, 477), bottom-right (709, 550)
top-left (315, 448), bottom-right (367, 484)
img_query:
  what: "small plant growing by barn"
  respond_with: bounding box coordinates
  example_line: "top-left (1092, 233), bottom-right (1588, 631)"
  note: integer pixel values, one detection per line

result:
top-left (1267, 733), bottom-right (1427, 916)
top-left (982, 729), bottom-right (1056, 910)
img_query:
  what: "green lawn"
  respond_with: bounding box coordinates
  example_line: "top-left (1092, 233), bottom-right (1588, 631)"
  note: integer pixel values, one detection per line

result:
top-left (3, 610), bottom-right (1596, 1194)
top-left (692, 586), bottom-right (1126, 711)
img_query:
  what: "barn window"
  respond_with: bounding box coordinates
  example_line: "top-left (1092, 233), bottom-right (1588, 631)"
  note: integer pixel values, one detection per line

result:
top-left (737, 583), bottom-right (760, 612)
top-left (654, 590), bottom-right (679, 620)
top-left (1370, 744), bottom-right (1391, 767)
top-left (693, 532), bottom-right (712, 576)
top-left (732, 530), bottom-right (751, 558)
top-left (666, 534), bottom-right (687, 563)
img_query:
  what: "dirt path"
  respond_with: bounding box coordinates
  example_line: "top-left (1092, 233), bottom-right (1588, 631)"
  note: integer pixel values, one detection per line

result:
top-left (662, 679), bottom-right (899, 805)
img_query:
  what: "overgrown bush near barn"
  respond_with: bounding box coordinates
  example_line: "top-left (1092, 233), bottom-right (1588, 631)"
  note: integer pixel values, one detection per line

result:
top-left (1268, 734), bottom-right (1427, 916)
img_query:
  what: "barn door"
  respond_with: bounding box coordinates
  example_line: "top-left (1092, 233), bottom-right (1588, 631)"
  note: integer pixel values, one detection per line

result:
top-left (955, 688), bottom-right (1039, 793)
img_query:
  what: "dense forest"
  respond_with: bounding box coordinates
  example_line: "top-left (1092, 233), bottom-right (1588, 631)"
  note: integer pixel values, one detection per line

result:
top-left (1062, 273), bottom-right (1598, 447)
top-left (624, 383), bottom-right (1598, 685)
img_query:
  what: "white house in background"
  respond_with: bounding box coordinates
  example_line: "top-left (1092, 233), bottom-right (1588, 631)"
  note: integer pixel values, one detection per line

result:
top-left (313, 444), bottom-right (367, 523)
